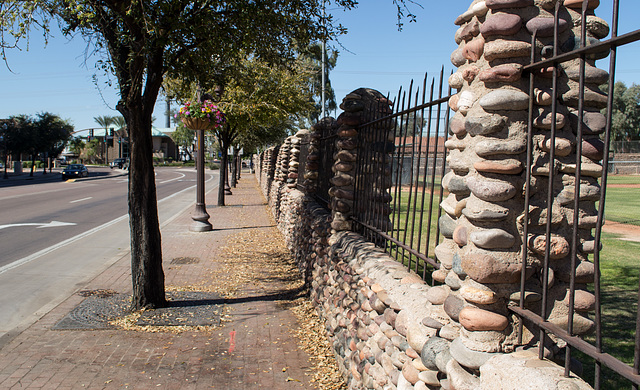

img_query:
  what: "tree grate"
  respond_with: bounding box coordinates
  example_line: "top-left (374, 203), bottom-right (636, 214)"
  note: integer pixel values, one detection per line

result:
top-left (170, 257), bottom-right (200, 265)
top-left (53, 291), bottom-right (223, 330)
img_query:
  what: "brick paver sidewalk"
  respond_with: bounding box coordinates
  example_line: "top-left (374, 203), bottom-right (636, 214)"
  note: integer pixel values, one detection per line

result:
top-left (0, 176), bottom-right (316, 389)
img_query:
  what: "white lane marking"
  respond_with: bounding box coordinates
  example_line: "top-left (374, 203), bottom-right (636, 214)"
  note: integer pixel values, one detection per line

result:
top-left (0, 215), bottom-right (127, 275)
top-left (69, 197), bottom-right (92, 204)
top-left (0, 172), bottom-right (217, 275)
top-left (159, 171), bottom-right (186, 184)
top-left (0, 221), bottom-right (77, 231)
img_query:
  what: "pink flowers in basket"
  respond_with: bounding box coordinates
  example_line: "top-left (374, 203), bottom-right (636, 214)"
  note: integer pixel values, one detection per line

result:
top-left (176, 100), bottom-right (225, 129)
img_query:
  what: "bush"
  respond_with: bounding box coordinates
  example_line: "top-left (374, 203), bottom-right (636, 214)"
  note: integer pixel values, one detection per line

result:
top-left (23, 161), bottom-right (44, 168)
top-left (208, 162), bottom-right (220, 170)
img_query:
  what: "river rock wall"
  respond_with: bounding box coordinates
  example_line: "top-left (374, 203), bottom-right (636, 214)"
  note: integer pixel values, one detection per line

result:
top-left (444, 0), bottom-right (606, 365)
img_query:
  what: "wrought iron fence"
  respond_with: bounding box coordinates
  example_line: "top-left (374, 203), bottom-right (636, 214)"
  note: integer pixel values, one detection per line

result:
top-left (510, 1), bottom-right (640, 389)
top-left (351, 69), bottom-right (452, 280)
top-left (347, 0), bottom-right (640, 388)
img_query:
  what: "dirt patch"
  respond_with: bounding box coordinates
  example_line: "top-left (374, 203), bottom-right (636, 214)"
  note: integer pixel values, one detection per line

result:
top-left (607, 184), bottom-right (640, 188)
top-left (603, 220), bottom-right (640, 242)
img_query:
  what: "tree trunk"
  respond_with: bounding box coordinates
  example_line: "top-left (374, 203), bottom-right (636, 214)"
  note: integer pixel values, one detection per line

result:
top-left (30, 154), bottom-right (35, 177)
top-left (217, 135), bottom-right (229, 206)
top-left (230, 149), bottom-right (237, 188)
top-left (123, 105), bottom-right (166, 310)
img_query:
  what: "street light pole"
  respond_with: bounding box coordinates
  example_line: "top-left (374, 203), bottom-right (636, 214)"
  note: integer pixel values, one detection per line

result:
top-left (191, 127), bottom-right (212, 232)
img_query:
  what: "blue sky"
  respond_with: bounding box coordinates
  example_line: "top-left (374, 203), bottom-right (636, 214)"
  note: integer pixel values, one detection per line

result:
top-left (0, 0), bottom-right (638, 132)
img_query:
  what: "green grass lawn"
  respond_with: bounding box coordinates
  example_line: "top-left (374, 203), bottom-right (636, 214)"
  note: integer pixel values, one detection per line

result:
top-left (384, 175), bottom-right (640, 387)
top-left (605, 175), bottom-right (640, 226)
top-left (388, 184), bottom-right (444, 278)
top-left (576, 232), bottom-right (640, 388)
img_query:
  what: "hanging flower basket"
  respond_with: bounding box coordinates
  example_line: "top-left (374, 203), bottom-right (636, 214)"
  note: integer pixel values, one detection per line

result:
top-left (176, 100), bottom-right (226, 130)
top-left (182, 117), bottom-right (212, 130)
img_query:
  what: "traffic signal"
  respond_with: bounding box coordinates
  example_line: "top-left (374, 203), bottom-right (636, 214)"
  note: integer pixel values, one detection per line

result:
top-left (110, 128), bottom-right (114, 137)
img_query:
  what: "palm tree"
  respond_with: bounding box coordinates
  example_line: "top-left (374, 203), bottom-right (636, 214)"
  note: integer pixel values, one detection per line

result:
top-left (94, 115), bottom-right (115, 163)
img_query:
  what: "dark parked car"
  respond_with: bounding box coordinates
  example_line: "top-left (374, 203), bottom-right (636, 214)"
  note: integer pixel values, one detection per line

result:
top-left (110, 158), bottom-right (127, 169)
top-left (62, 164), bottom-right (89, 180)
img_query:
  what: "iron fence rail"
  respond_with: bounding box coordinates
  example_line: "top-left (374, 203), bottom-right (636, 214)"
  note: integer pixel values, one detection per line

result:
top-left (511, 1), bottom-right (640, 389)
top-left (345, 0), bottom-right (640, 388)
top-left (351, 68), bottom-right (452, 279)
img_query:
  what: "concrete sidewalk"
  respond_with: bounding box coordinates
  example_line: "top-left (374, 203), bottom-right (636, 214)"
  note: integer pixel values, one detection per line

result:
top-left (0, 176), bottom-right (317, 389)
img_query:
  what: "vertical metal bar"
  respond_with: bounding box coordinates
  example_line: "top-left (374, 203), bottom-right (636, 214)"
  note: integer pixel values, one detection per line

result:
top-left (414, 74), bottom-right (429, 276)
top-left (594, 0), bottom-right (620, 387)
top-left (520, 30), bottom-right (537, 346)
top-left (540, 0), bottom-right (562, 361)
top-left (422, 79), bottom-right (436, 261)
top-left (409, 88), bottom-right (422, 273)
top-left (566, 0), bottom-right (590, 378)
top-left (404, 86), bottom-right (420, 271)
top-left (392, 88), bottom-right (406, 261)
top-left (374, 95), bottom-right (388, 245)
top-left (382, 93), bottom-right (395, 252)
top-left (432, 68), bottom-right (448, 253)
top-left (400, 81), bottom-right (416, 266)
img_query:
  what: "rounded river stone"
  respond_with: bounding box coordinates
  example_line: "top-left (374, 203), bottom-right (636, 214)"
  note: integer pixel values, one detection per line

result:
top-left (463, 36), bottom-right (485, 62)
top-left (452, 225), bottom-right (468, 246)
top-left (529, 235), bottom-right (570, 259)
top-left (421, 337), bottom-right (450, 371)
top-left (450, 116), bottom-right (467, 136)
top-left (582, 138), bottom-right (605, 160)
top-left (426, 285), bottom-right (449, 305)
top-left (541, 137), bottom-right (572, 157)
top-left (586, 15), bottom-right (610, 39)
top-left (460, 284), bottom-right (498, 305)
top-left (465, 176), bottom-right (517, 202)
top-left (525, 17), bottom-right (569, 37)
top-left (449, 337), bottom-right (500, 370)
top-left (447, 174), bottom-right (470, 195)
top-left (444, 295), bottom-right (465, 322)
top-left (439, 214), bottom-right (457, 238)
top-left (435, 240), bottom-right (456, 267)
top-left (564, 0), bottom-right (600, 9)
top-left (479, 89), bottom-right (529, 111)
top-left (480, 13), bottom-right (522, 37)
top-left (459, 307), bottom-right (509, 331)
top-left (533, 110), bottom-right (565, 130)
top-left (475, 138), bottom-right (526, 156)
top-left (567, 110), bottom-right (607, 135)
top-left (473, 159), bottom-right (523, 174)
top-left (485, 0), bottom-right (533, 8)
top-left (452, 252), bottom-right (466, 277)
top-left (463, 195), bottom-right (509, 221)
top-left (563, 87), bottom-right (608, 109)
top-left (461, 252), bottom-right (522, 284)
top-left (484, 39), bottom-right (531, 61)
top-left (478, 63), bottom-right (522, 83)
top-left (449, 71), bottom-right (465, 90)
top-left (465, 114), bottom-right (507, 136)
top-left (565, 65), bottom-right (609, 84)
top-left (563, 289), bottom-right (596, 312)
top-left (460, 19), bottom-right (481, 41)
top-left (469, 228), bottom-right (516, 249)
top-left (451, 47), bottom-right (467, 67)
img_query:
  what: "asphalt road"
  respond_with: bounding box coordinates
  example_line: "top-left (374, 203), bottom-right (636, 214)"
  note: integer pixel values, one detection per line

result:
top-left (0, 165), bottom-right (219, 344)
top-left (0, 166), bottom-right (208, 267)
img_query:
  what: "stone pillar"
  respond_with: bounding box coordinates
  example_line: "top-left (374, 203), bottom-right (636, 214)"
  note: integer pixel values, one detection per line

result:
top-left (304, 117), bottom-right (337, 195)
top-left (331, 88), bottom-right (394, 234)
top-left (287, 130), bottom-right (307, 189)
top-left (431, 0), bottom-right (606, 379)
